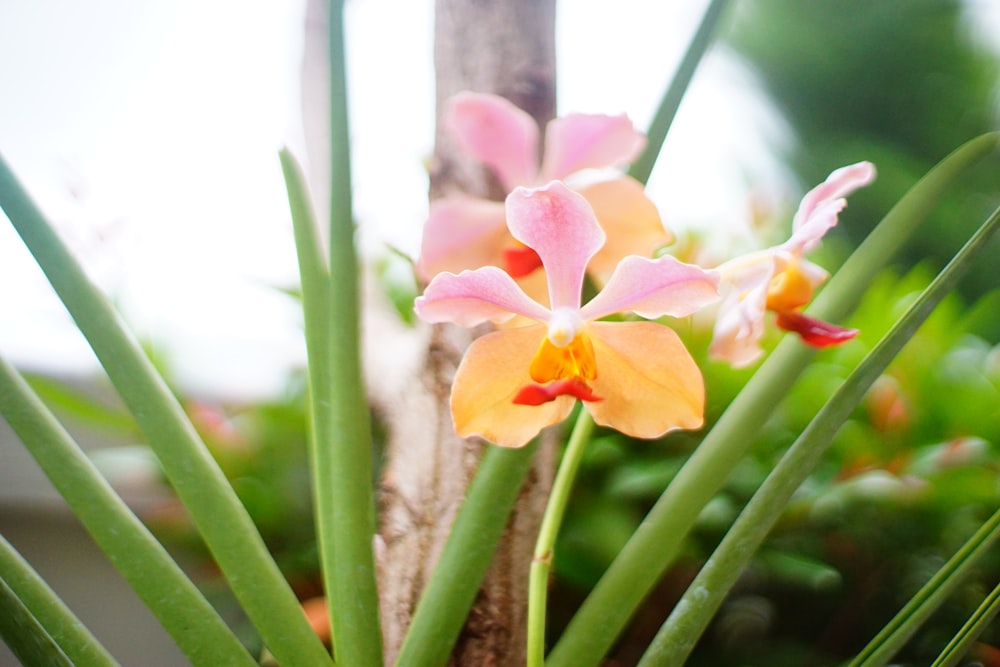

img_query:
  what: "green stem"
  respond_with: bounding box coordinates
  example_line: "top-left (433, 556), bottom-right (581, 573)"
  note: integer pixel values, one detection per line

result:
top-left (639, 203), bottom-right (1000, 665)
top-left (628, 0), bottom-right (732, 186)
top-left (394, 440), bottom-right (540, 666)
top-left (527, 411), bottom-right (595, 667)
top-left (0, 153), bottom-right (333, 667)
top-left (547, 132), bottom-right (1000, 667)
top-left (0, 356), bottom-right (253, 666)
top-left (0, 535), bottom-right (115, 666)
top-left (322, 1), bottom-right (383, 664)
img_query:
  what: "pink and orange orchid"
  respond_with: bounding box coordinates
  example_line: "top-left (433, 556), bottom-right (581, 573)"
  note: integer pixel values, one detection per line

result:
top-left (710, 161), bottom-right (877, 367)
top-left (415, 181), bottom-right (719, 448)
top-left (417, 92), bottom-right (670, 293)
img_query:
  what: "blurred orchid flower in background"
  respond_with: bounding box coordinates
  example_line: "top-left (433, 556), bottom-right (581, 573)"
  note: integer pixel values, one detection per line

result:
top-left (710, 161), bottom-right (877, 367)
top-left (416, 181), bottom-right (718, 447)
top-left (416, 91), bottom-right (670, 298)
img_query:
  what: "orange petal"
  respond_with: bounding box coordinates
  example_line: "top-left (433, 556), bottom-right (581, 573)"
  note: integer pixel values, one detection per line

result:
top-left (578, 177), bottom-right (672, 285)
top-left (451, 325), bottom-right (575, 447)
top-left (585, 321), bottom-right (704, 438)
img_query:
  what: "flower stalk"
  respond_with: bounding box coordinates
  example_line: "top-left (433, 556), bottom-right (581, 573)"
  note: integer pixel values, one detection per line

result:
top-left (527, 410), bottom-right (595, 667)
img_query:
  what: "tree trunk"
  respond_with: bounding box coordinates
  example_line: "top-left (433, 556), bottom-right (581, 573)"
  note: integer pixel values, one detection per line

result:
top-left (377, 1), bottom-right (557, 665)
top-left (299, 0), bottom-right (557, 663)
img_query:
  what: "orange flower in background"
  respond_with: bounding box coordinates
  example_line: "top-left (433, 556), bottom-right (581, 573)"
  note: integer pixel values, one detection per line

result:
top-left (416, 92), bottom-right (670, 294)
top-left (710, 161), bottom-right (877, 367)
top-left (415, 181), bottom-right (719, 447)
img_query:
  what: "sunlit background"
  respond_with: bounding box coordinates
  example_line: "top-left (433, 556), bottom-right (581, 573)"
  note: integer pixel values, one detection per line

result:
top-left (0, 0), bottom-right (808, 399)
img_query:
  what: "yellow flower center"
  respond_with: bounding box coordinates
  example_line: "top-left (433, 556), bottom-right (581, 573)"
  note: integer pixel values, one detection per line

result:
top-left (529, 332), bottom-right (597, 384)
top-left (766, 260), bottom-right (814, 313)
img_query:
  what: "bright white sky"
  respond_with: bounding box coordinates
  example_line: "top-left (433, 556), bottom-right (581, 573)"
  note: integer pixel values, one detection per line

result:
top-left (1, 1), bottom-right (994, 399)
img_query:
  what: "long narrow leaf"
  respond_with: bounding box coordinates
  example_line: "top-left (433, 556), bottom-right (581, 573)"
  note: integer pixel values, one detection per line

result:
top-left (548, 132), bottom-right (1000, 667)
top-left (931, 580), bottom-right (1000, 667)
top-left (638, 202), bottom-right (1000, 665)
top-left (0, 356), bottom-right (255, 666)
top-left (322, 1), bottom-right (383, 663)
top-left (0, 575), bottom-right (73, 667)
top-left (850, 509), bottom-right (1000, 663)
top-left (0, 154), bottom-right (333, 666)
top-left (0, 534), bottom-right (117, 667)
top-left (629, 0), bottom-right (732, 185)
top-left (849, 507), bottom-right (1000, 666)
top-left (280, 147), bottom-right (344, 659)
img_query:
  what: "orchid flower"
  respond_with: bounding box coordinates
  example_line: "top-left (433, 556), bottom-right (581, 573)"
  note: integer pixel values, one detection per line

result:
top-left (416, 91), bottom-right (670, 292)
top-left (415, 181), bottom-right (719, 448)
top-left (710, 161), bottom-right (877, 368)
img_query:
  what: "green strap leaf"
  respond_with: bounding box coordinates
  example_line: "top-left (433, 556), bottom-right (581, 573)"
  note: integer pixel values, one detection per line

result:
top-left (931, 579), bottom-right (1000, 667)
top-left (319, 0), bottom-right (384, 663)
top-left (849, 506), bottom-right (1000, 667)
top-left (0, 575), bottom-right (74, 667)
top-left (0, 534), bottom-right (117, 666)
top-left (0, 356), bottom-right (255, 666)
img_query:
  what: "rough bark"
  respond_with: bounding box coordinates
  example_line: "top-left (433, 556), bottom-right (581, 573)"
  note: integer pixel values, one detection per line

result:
top-left (377, 1), bottom-right (557, 665)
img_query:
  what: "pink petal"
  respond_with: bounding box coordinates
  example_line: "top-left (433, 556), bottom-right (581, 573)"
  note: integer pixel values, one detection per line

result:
top-left (784, 198), bottom-right (847, 255)
top-left (506, 182), bottom-right (606, 311)
top-left (540, 113), bottom-right (646, 180)
top-left (416, 196), bottom-right (508, 281)
top-left (709, 263), bottom-right (773, 368)
top-left (579, 255), bottom-right (719, 322)
top-left (788, 161), bottom-right (876, 252)
top-left (445, 92), bottom-right (540, 191)
top-left (415, 266), bottom-right (551, 327)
